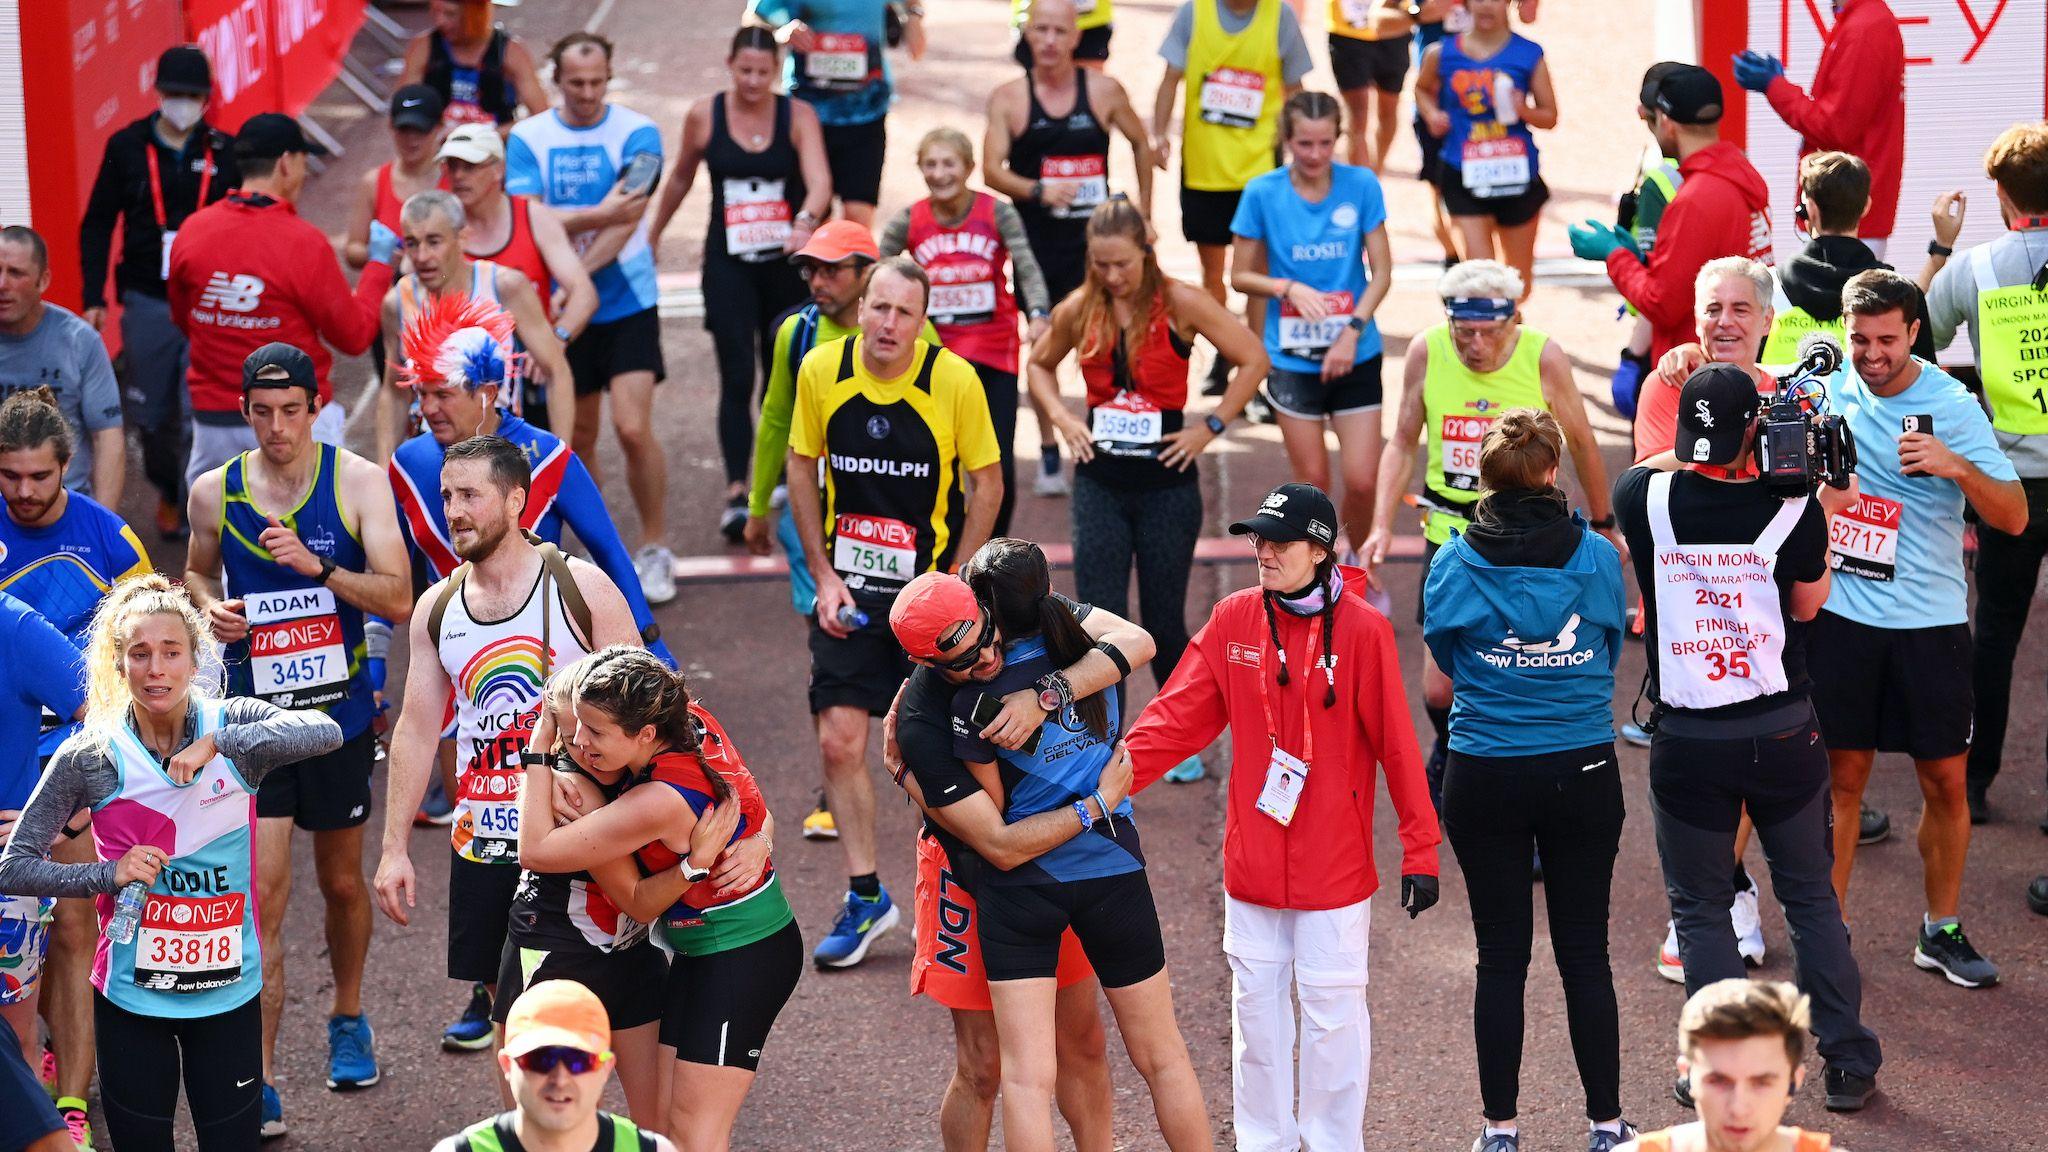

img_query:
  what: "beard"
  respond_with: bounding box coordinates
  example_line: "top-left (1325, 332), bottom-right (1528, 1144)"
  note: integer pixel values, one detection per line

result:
top-left (451, 513), bottom-right (511, 561)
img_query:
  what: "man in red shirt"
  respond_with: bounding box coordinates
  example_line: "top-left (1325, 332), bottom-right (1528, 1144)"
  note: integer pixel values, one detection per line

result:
top-left (168, 113), bottom-right (397, 487)
top-left (1733, 0), bottom-right (1905, 261)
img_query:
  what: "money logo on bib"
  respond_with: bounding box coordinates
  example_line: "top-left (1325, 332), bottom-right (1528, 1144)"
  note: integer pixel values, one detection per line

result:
top-left (724, 178), bottom-right (792, 261)
top-left (1828, 493), bottom-right (1901, 582)
top-left (1279, 291), bottom-right (1356, 360)
top-left (1041, 154), bottom-right (1108, 220)
top-left (833, 513), bottom-right (918, 585)
top-left (1199, 67), bottom-right (1266, 129)
top-left (135, 893), bottom-right (246, 993)
top-left (1439, 415), bottom-right (1491, 491)
top-left (245, 587), bottom-right (351, 710)
top-left (805, 33), bottom-right (871, 92)
top-left (1461, 137), bottom-right (1531, 198)
top-left (1092, 391), bottom-right (1164, 457)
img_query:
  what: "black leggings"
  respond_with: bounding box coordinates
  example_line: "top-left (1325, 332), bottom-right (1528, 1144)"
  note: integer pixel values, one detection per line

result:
top-left (93, 991), bottom-right (262, 1152)
top-left (704, 248), bottom-right (809, 485)
top-left (970, 361), bottom-right (1020, 538)
top-left (1069, 473), bottom-right (1201, 684)
top-left (1442, 743), bottom-right (1623, 1123)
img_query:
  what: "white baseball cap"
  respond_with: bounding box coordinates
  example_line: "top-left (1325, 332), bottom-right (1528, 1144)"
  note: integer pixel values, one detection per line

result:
top-left (437, 124), bottom-right (504, 165)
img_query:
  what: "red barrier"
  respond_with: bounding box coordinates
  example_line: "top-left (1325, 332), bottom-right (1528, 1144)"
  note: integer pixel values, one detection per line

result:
top-left (186, 0), bottom-right (369, 133)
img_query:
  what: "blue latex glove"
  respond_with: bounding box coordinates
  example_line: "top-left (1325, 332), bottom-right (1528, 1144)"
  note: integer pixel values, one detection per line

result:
top-left (1611, 350), bottom-right (1648, 419)
top-left (1731, 51), bottom-right (1784, 93)
top-left (367, 220), bottom-right (400, 266)
top-left (1569, 220), bottom-right (1627, 263)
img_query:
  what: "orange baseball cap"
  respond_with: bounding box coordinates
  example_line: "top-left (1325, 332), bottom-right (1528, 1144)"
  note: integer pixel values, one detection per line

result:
top-left (789, 219), bottom-right (879, 266)
top-left (890, 572), bottom-right (981, 661)
top-left (502, 980), bottom-right (611, 1059)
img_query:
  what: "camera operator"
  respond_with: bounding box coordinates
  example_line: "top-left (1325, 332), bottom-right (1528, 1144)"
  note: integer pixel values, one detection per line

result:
top-left (1613, 364), bottom-right (1882, 1114)
top-left (1807, 269), bottom-right (2026, 990)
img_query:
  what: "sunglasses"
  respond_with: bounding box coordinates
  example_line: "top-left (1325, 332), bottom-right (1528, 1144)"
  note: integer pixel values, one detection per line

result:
top-left (931, 607), bottom-right (996, 673)
top-left (514, 1046), bottom-right (608, 1075)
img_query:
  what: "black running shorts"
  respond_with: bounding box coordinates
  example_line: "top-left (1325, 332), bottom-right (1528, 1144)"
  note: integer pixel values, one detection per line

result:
top-left (1807, 610), bottom-right (1973, 760)
top-left (659, 921), bottom-right (803, 1070)
top-left (975, 869), bottom-right (1165, 989)
top-left (255, 726), bottom-right (376, 831)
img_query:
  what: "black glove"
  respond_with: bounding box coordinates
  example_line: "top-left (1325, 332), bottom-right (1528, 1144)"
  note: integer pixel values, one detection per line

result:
top-left (1401, 874), bottom-right (1439, 919)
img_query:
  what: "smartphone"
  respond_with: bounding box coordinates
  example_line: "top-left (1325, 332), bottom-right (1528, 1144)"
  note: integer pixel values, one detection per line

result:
top-left (1902, 414), bottom-right (1934, 476)
top-left (616, 151), bottom-right (662, 198)
top-left (971, 693), bottom-right (1042, 755)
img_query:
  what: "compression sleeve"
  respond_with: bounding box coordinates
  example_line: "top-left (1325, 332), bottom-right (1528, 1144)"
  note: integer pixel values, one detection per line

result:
top-left (994, 200), bottom-right (1052, 315)
top-left (557, 452), bottom-right (677, 667)
top-left (0, 737), bottom-right (118, 898)
top-left (750, 317), bottom-right (803, 520)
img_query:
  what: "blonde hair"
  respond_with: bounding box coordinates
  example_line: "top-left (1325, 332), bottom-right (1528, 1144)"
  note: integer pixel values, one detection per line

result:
top-left (916, 127), bottom-right (975, 171)
top-left (1678, 978), bottom-right (1811, 1068)
top-left (82, 574), bottom-right (221, 748)
top-left (1478, 408), bottom-right (1563, 495)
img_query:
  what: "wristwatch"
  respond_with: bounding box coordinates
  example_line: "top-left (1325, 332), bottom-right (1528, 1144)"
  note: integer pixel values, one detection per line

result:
top-left (1345, 315), bottom-right (1369, 334)
top-left (1204, 413), bottom-right (1227, 435)
top-left (1035, 670), bottom-right (1073, 712)
top-left (1927, 241), bottom-right (1954, 258)
top-left (1589, 514), bottom-right (1617, 530)
top-left (314, 555), bottom-right (336, 585)
top-left (680, 860), bottom-right (712, 883)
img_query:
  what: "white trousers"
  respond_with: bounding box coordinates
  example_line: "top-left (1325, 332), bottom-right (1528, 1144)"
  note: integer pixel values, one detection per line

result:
top-left (1223, 894), bottom-right (1372, 1152)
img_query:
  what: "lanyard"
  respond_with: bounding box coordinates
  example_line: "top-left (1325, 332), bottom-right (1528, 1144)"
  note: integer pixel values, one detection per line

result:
top-left (146, 142), bottom-right (213, 233)
top-left (1255, 623), bottom-right (1319, 766)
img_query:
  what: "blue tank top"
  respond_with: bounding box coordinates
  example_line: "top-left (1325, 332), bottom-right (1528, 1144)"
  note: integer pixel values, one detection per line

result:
top-left (1436, 32), bottom-right (1543, 194)
top-left (220, 445), bottom-right (372, 737)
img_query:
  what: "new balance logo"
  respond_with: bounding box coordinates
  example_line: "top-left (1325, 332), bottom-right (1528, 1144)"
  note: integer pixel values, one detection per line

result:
top-left (198, 272), bottom-right (264, 312)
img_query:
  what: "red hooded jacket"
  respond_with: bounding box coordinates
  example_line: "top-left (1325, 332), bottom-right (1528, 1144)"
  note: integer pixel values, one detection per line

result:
top-left (167, 192), bottom-right (393, 416)
top-left (1765, 0), bottom-right (1905, 243)
top-left (1124, 570), bottom-right (1439, 912)
top-left (1611, 141), bottom-right (1774, 460)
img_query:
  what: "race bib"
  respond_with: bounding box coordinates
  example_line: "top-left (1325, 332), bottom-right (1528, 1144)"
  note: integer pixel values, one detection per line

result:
top-left (1091, 392), bottom-right (1164, 454)
top-left (457, 765), bottom-right (525, 864)
top-left (1461, 137), bottom-right (1531, 197)
top-left (1828, 493), bottom-right (1902, 582)
top-left (1041, 154), bottom-right (1108, 220)
top-left (723, 178), bottom-right (792, 260)
top-left (246, 587), bottom-right (350, 710)
top-left (1278, 290), bottom-right (1356, 358)
top-left (133, 893), bottom-right (244, 993)
top-left (1199, 67), bottom-right (1266, 129)
top-left (1439, 415), bottom-right (1492, 491)
top-left (833, 513), bottom-right (919, 584)
top-left (930, 280), bottom-right (998, 325)
top-left (805, 33), bottom-right (871, 90)
top-left (1254, 745), bottom-right (1308, 826)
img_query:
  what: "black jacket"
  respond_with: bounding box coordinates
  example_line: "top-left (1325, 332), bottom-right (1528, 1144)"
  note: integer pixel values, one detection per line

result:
top-left (1777, 235), bottom-right (1938, 363)
top-left (78, 113), bottom-right (241, 308)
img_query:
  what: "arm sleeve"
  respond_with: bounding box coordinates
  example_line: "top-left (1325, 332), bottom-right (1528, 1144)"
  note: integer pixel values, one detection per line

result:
top-left (1357, 616), bottom-right (1440, 876)
top-left (1123, 610), bottom-right (1231, 793)
top-left (750, 319), bottom-right (801, 519)
top-left (1419, 549), bottom-right (1459, 676)
top-left (300, 236), bottom-right (395, 357)
top-left (77, 328), bottom-right (123, 432)
top-left (879, 209), bottom-right (912, 258)
top-left (0, 741), bottom-right (116, 898)
top-left (215, 697), bottom-right (344, 785)
top-left (995, 202), bottom-right (1051, 315)
top-left (79, 138), bottom-right (126, 310)
top-left (1633, 177), bottom-right (1674, 250)
top-left (1277, 6), bottom-right (1315, 84)
top-left (1228, 182), bottom-right (1264, 241)
top-left (1157, 4), bottom-right (1194, 70)
top-left (1784, 502), bottom-right (1829, 584)
top-left (900, 715), bottom-right (984, 810)
top-left (623, 123), bottom-right (663, 166)
top-left (505, 133), bottom-right (544, 199)
top-left (1953, 397), bottom-right (2021, 481)
top-left (557, 453), bottom-right (676, 667)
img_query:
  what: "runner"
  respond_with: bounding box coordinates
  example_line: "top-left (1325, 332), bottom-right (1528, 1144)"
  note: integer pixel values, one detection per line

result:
top-left (182, 343), bottom-right (416, 1134)
top-left (376, 189), bottom-right (577, 460)
top-left (1806, 271), bottom-right (2025, 989)
top-left (0, 386), bottom-right (152, 1152)
top-left (506, 32), bottom-right (674, 604)
top-left (519, 650), bottom-right (799, 1147)
top-left (1230, 91), bottom-right (1394, 554)
top-left (345, 85), bottom-right (450, 270)
top-left (1422, 410), bottom-right (1635, 1152)
top-left (883, 128), bottom-right (1055, 538)
top-left (0, 226), bottom-right (126, 504)
top-left (1361, 260), bottom-right (1614, 807)
top-left (1326, 0), bottom-right (1415, 171)
top-left (1010, 0), bottom-right (1113, 69)
top-left (1150, 0), bottom-right (1311, 395)
top-left (787, 256), bottom-right (1004, 967)
top-left (744, 0), bottom-right (926, 226)
top-left (1412, 0), bottom-right (1555, 298)
top-left (1410, 0), bottom-right (1472, 268)
top-left (647, 27), bottom-right (832, 543)
top-left (1028, 198), bottom-right (1264, 737)
top-left (431, 980), bottom-right (677, 1152)
top-left (372, 435), bottom-right (644, 1066)
top-left (0, 574), bottom-right (345, 1152)
top-left (399, 0), bottom-right (550, 133)
top-left (1121, 481), bottom-right (1442, 1152)
top-left (882, 567), bottom-right (1157, 1152)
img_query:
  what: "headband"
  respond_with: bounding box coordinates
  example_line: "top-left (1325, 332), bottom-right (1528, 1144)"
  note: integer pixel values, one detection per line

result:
top-left (1444, 296), bottom-right (1516, 321)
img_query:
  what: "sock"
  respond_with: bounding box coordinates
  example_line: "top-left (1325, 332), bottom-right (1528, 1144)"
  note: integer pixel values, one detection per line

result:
top-left (1040, 444), bottom-right (1061, 474)
top-left (1484, 1125), bottom-right (1516, 1138)
top-left (1732, 860), bottom-right (1753, 893)
top-left (1926, 913), bottom-right (1958, 931)
top-left (850, 873), bottom-right (882, 900)
top-left (57, 1096), bottom-right (88, 1114)
top-left (1592, 1120), bottom-right (1624, 1136)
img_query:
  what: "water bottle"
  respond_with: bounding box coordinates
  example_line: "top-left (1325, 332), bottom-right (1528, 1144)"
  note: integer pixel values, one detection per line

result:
top-left (1493, 73), bottom-right (1520, 125)
top-left (837, 605), bottom-right (870, 630)
top-left (106, 880), bottom-right (147, 945)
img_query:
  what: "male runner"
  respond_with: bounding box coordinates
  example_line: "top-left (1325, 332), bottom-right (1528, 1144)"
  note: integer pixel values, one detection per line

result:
top-left (0, 387), bottom-right (151, 1151)
top-left (788, 256), bottom-right (1003, 967)
top-left (373, 435), bottom-right (642, 1068)
top-left (184, 343), bottom-right (415, 1135)
top-left (438, 123), bottom-right (597, 363)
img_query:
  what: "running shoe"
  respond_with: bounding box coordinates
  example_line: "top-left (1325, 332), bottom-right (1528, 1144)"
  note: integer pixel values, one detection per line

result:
top-left (719, 494), bottom-right (747, 544)
top-left (441, 983), bottom-right (495, 1051)
top-left (1587, 1121), bottom-right (1639, 1152)
top-left (1163, 754), bottom-right (1206, 783)
top-left (634, 544), bottom-right (678, 607)
top-left (260, 1083), bottom-right (286, 1140)
top-left (813, 887), bottom-right (900, 969)
top-left (1822, 1067), bottom-right (1876, 1112)
top-left (414, 774), bottom-right (455, 827)
top-left (1913, 920), bottom-right (1999, 988)
top-left (1732, 879), bottom-right (1766, 967)
top-left (802, 792), bottom-right (838, 841)
top-left (39, 1044), bottom-right (54, 1098)
top-left (327, 1013), bottom-right (380, 1090)
top-left (1472, 1132), bottom-right (1518, 1152)
top-left (155, 497), bottom-right (188, 541)
top-left (1966, 783), bottom-right (1988, 825)
top-left (1620, 721), bottom-right (1652, 748)
top-left (56, 1097), bottom-right (92, 1151)
top-left (2027, 875), bottom-right (2048, 917)
top-left (1033, 466), bottom-right (1070, 498)
top-left (1858, 804), bottom-right (1890, 845)
top-left (1201, 355), bottom-right (1230, 397)
top-left (1656, 920), bottom-right (1684, 984)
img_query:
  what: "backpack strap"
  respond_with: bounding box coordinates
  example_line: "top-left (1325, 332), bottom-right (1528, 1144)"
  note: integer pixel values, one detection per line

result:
top-left (426, 564), bottom-right (472, 653)
top-left (529, 534), bottom-right (594, 656)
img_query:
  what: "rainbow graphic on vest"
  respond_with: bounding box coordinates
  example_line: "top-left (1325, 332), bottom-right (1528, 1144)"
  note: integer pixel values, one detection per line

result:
top-left (459, 636), bottom-right (548, 713)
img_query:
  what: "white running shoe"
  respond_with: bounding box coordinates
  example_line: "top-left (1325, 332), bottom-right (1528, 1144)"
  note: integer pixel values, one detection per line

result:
top-left (1733, 880), bottom-right (1766, 966)
top-left (1034, 468), bottom-right (1070, 497)
top-left (635, 544), bottom-right (678, 606)
top-left (1657, 920), bottom-right (1685, 984)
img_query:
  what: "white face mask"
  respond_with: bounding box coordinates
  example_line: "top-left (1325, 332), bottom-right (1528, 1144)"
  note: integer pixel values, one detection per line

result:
top-left (159, 97), bottom-right (205, 132)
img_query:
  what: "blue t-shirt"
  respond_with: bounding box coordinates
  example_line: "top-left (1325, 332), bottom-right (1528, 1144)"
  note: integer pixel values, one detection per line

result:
top-left (951, 637), bottom-right (1142, 886)
top-left (1822, 359), bottom-right (2018, 628)
top-left (506, 107), bottom-right (663, 323)
top-left (748, 0), bottom-right (893, 127)
top-left (0, 591), bottom-right (87, 808)
top-left (1435, 32), bottom-right (1543, 185)
top-left (1230, 163), bottom-right (1387, 374)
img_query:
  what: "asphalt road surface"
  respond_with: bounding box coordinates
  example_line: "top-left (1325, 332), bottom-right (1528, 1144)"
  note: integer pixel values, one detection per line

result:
top-left (104, 1), bottom-right (2048, 1147)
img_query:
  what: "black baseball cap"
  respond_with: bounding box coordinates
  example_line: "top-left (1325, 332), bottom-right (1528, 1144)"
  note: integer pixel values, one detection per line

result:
top-left (156, 46), bottom-right (212, 96)
top-left (1639, 62), bottom-right (1685, 110)
top-left (389, 84), bottom-right (446, 131)
top-left (234, 113), bottom-right (330, 161)
top-left (1229, 483), bottom-right (1338, 547)
top-left (1674, 363), bottom-right (1761, 465)
top-left (243, 343), bottom-right (317, 396)
top-left (1654, 65), bottom-right (1725, 126)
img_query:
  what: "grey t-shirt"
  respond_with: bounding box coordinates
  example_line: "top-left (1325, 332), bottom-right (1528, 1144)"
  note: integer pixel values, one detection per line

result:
top-left (0, 304), bottom-right (123, 495)
top-left (1926, 227), bottom-right (2048, 477)
top-left (1158, 0), bottom-right (1315, 83)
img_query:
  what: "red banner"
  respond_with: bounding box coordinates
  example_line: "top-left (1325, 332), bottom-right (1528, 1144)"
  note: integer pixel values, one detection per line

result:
top-left (186, 0), bottom-right (368, 133)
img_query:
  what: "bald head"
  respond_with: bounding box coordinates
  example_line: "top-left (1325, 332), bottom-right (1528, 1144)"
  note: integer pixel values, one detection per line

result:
top-left (1022, 0), bottom-right (1081, 65)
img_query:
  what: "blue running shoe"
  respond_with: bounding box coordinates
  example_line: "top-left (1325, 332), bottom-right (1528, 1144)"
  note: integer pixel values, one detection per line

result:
top-left (327, 1014), bottom-right (380, 1090)
top-left (1163, 755), bottom-right (1206, 783)
top-left (260, 1083), bottom-right (286, 1140)
top-left (812, 887), bottom-right (901, 969)
top-left (442, 982), bottom-right (495, 1051)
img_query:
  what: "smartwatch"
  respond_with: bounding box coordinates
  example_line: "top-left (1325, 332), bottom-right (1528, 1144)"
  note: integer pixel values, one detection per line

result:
top-left (1204, 413), bottom-right (1227, 435)
top-left (314, 555), bottom-right (336, 585)
top-left (680, 860), bottom-right (712, 883)
top-left (1927, 241), bottom-right (1954, 258)
top-left (1588, 514), bottom-right (1617, 530)
top-left (1345, 315), bottom-right (1368, 334)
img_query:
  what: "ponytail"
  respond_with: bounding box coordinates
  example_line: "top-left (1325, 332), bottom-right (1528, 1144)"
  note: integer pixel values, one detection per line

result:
top-left (963, 539), bottom-right (1110, 738)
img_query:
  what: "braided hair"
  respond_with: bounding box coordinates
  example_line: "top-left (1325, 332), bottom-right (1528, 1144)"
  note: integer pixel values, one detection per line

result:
top-left (1260, 548), bottom-right (1341, 709)
top-left (574, 646), bottom-right (733, 805)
